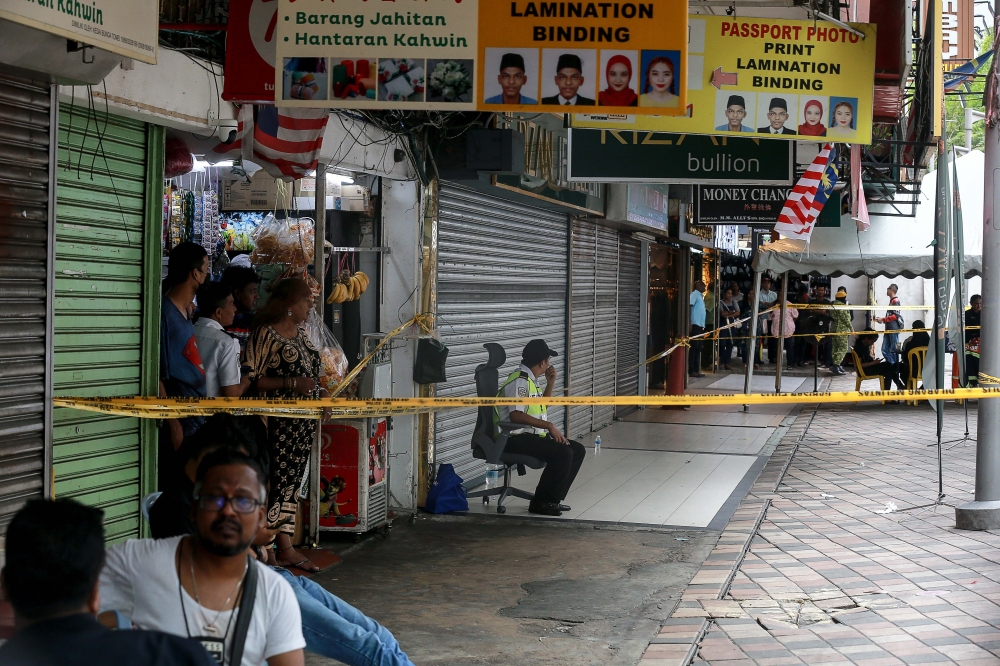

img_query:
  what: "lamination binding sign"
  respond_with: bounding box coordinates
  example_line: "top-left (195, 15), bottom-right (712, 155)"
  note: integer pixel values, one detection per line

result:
top-left (572, 14), bottom-right (877, 144)
top-left (274, 0), bottom-right (689, 114)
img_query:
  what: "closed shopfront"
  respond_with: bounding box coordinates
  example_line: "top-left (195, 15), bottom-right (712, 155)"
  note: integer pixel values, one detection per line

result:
top-left (0, 69), bottom-right (55, 533)
top-left (569, 220), bottom-right (644, 438)
top-left (434, 184), bottom-right (569, 482)
top-left (53, 107), bottom-right (163, 541)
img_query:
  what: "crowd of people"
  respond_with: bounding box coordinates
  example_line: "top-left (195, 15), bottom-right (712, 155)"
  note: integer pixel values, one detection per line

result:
top-left (688, 276), bottom-right (982, 389)
top-left (1, 241), bottom-right (416, 666)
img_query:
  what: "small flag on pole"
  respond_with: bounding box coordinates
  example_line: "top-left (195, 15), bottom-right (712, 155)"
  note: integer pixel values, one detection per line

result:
top-left (773, 143), bottom-right (838, 242)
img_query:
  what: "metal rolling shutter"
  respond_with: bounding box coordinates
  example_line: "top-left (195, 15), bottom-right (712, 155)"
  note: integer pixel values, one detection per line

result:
top-left (592, 225), bottom-right (618, 429)
top-left (615, 235), bottom-right (641, 417)
top-left (53, 108), bottom-right (153, 541)
top-left (434, 184), bottom-right (569, 481)
top-left (0, 71), bottom-right (54, 534)
top-left (568, 220), bottom-right (595, 439)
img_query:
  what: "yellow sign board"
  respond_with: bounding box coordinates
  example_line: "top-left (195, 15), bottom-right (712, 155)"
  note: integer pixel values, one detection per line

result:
top-left (274, 0), bottom-right (689, 115)
top-left (0, 0), bottom-right (158, 63)
top-left (571, 15), bottom-right (877, 144)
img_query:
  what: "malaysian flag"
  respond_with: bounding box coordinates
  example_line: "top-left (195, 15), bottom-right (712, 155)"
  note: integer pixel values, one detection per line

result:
top-left (773, 143), bottom-right (838, 242)
top-left (206, 104), bottom-right (329, 180)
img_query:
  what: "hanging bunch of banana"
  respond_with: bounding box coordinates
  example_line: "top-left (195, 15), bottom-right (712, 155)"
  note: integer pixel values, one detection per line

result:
top-left (327, 269), bottom-right (369, 304)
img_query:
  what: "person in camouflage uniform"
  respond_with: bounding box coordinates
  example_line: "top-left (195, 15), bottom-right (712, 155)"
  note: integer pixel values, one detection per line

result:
top-left (830, 288), bottom-right (853, 376)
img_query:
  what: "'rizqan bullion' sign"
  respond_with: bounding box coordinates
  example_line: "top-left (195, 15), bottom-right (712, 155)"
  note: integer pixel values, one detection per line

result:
top-left (274, 0), bottom-right (690, 114)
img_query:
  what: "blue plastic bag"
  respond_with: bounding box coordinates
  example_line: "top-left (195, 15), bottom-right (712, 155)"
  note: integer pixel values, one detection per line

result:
top-left (424, 463), bottom-right (469, 513)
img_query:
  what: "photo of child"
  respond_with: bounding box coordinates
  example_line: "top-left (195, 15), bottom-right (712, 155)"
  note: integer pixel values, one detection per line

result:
top-left (378, 58), bottom-right (425, 102)
top-left (330, 58), bottom-right (376, 100)
top-left (828, 97), bottom-right (857, 137)
top-left (638, 50), bottom-right (680, 108)
top-left (714, 92), bottom-right (755, 132)
top-left (798, 97), bottom-right (829, 137)
top-left (598, 50), bottom-right (638, 107)
top-left (483, 48), bottom-right (539, 105)
top-left (282, 58), bottom-right (329, 101)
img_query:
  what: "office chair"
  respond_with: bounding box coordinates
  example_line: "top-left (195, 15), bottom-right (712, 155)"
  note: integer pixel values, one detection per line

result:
top-left (465, 343), bottom-right (546, 514)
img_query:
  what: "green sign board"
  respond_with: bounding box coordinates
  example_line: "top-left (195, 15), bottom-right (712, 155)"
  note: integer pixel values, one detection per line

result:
top-left (567, 129), bottom-right (793, 185)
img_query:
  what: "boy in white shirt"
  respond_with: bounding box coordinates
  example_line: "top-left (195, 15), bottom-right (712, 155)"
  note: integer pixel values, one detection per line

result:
top-left (195, 282), bottom-right (250, 398)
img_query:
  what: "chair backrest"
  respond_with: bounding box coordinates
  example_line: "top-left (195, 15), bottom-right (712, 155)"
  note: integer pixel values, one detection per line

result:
top-left (472, 343), bottom-right (506, 457)
top-left (850, 349), bottom-right (874, 379)
top-left (908, 346), bottom-right (926, 381)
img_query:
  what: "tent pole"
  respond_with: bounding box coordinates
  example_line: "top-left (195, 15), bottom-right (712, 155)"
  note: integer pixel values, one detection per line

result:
top-left (743, 270), bottom-right (763, 411)
top-left (956, 99), bottom-right (1000, 529)
top-left (775, 272), bottom-right (788, 393)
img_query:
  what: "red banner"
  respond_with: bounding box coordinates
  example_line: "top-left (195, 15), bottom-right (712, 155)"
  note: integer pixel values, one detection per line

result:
top-left (223, 0), bottom-right (277, 103)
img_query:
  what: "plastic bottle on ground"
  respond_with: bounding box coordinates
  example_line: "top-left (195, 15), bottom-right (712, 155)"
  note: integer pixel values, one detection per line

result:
top-left (485, 464), bottom-right (501, 489)
top-left (594, 435), bottom-right (602, 453)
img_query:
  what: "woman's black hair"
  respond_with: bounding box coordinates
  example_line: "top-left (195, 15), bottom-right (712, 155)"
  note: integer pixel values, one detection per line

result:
top-left (163, 241), bottom-right (208, 294)
top-left (252, 277), bottom-right (312, 329)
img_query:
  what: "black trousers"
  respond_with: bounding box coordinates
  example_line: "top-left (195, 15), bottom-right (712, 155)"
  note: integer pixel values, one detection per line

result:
top-left (688, 325), bottom-right (704, 375)
top-left (503, 434), bottom-right (586, 504)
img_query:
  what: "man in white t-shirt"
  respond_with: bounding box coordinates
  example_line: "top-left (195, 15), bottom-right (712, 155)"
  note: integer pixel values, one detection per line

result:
top-left (195, 282), bottom-right (250, 398)
top-left (99, 450), bottom-right (305, 666)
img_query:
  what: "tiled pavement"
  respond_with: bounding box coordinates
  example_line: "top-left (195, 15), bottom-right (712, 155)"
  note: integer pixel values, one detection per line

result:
top-left (639, 374), bottom-right (1000, 666)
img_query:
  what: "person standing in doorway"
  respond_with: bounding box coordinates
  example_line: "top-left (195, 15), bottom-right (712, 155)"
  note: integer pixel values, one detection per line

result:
top-left (829, 288), bottom-right (853, 375)
top-left (194, 281), bottom-right (250, 398)
top-left (221, 265), bottom-right (262, 356)
top-left (874, 283), bottom-right (903, 370)
top-left (689, 280), bottom-right (707, 378)
top-left (718, 287), bottom-right (739, 371)
top-left (812, 285), bottom-right (833, 367)
top-left (756, 276), bottom-right (779, 365)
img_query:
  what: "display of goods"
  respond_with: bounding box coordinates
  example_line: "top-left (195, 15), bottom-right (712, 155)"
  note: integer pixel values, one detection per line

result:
top-left (304, 310), bottom-right (348, 389)
top-left (326, 269), bottom-right (369, 304)
top-left (250, 213), bottom-right (315, 267)
top-left (220, 212), bottom-right (262, 252)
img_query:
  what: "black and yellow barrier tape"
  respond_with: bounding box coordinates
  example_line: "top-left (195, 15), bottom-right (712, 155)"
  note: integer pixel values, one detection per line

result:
top-left (54, 387), bottom-right (1000, 420)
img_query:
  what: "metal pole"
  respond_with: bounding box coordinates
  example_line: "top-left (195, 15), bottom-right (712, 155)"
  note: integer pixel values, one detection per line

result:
top-left (308, 168), bottom-right (326, 546)
top-left (742, 270), bottom-right (762, 411)
top-left (957, 108), bottom-right (1000, 529)
top-left (775, 272), bottom-right (787, 392)
top-left (416, 178), bottom-right (438, 507)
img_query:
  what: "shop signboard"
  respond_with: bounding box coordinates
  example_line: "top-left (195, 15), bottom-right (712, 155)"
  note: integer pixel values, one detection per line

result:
top-left (570, 14), bottom-right (877, 144)
top-left (223, 0), bottom-right (278, 103)
top-left (567, 129), bottom-right (792, 184)
top-left (273, 0), bottom-right (689, 114)
top-left (941, 0), bottom-right (973, 62)
top-left (626, 183), bottom-right (669, 231)
top-left (696, 184), bottom-right (842, 227)
top-left (0, 0), bottom-right (158, 63)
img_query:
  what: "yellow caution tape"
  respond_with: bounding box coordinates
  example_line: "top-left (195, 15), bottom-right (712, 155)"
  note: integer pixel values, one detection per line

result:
top-left (331, 313), bottom-right (433, 397)
top-left (53, 387), bottom-right (1000, 420)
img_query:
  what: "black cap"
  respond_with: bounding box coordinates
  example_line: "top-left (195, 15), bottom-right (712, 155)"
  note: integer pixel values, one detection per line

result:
top-left (522, 339), bottom-right (558, 366)
top-left (768, 97), bottom-right (788, 111)
top-left (499, 53), bottom-right (526, 72)
top-left (726, 95), bottom-right (745, 109)
top-left (556, 53), bottom-right (583, 72)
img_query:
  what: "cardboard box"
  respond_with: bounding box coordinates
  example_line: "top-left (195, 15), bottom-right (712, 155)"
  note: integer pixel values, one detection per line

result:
top-left (221, 173), bottom-right (299, 211)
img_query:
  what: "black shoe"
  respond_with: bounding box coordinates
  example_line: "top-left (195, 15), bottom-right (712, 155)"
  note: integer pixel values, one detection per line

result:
top-left (557, 504), bottom-right (571, 512)
top-left (528, 502), bottom-right (562, 516)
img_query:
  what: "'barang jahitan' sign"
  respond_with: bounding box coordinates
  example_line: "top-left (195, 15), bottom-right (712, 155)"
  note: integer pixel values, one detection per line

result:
top-left (274, 0), bottom-right (689, 114)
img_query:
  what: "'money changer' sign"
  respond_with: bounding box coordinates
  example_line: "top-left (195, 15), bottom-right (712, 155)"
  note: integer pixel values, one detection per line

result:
top-left (567, 129), bottom-right (792, 184)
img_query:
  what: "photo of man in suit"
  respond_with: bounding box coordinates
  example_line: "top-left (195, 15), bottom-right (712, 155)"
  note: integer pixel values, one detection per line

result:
top-left (541, 54), bottom-right (595, 106)
top-left (757, 97), bottom-right (796, 134)
top-left (484, 52), bottom-right (537, 104)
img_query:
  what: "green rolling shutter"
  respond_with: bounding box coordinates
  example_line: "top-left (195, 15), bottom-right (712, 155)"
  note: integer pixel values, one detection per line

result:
top-left (54, 106), bottom-right (163, 542)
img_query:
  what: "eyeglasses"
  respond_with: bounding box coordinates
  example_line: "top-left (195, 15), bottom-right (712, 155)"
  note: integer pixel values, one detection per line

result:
top-left (196, 494), bottom-right (263, 514)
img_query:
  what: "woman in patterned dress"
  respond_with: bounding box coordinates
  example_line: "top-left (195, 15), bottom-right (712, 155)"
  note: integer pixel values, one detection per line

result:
top-left (246, 277), bottom-right (327, 571)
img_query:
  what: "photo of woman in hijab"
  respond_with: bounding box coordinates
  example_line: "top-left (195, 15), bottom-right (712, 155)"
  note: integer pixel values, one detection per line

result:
top-left (798, 99), bottom-right (827, 136)
top-left (638, 51), bottom-right (680, 108)
top-left (828, 98), bottom-right (857, 137)
top-left (598, 53), bottom-right (638, 107)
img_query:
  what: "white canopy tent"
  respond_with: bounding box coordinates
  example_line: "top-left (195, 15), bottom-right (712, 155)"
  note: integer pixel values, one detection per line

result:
top-left (751, 150), bottom-right (984, 279)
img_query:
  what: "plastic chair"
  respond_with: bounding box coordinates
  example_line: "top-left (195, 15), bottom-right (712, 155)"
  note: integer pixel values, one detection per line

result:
top-left (851, 349), bottom-right (886, 404)
top-left (906, 347), bottom-right (927, 405)
top-left (465, 343), bottom-right (546, 514)
top-left (140, 491), bottom-right (162, 524)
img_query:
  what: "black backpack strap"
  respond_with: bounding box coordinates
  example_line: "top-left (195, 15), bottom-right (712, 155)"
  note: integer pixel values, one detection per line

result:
top-left (228, 556), bottom-right (259, 666)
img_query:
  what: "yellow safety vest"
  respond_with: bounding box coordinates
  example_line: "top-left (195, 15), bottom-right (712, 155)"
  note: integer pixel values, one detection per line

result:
top-left (495, 370), bottom-right (548, 436)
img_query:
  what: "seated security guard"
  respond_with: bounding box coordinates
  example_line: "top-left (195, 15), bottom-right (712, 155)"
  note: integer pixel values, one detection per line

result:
top-left (496, 339), bottom-right (586, 516)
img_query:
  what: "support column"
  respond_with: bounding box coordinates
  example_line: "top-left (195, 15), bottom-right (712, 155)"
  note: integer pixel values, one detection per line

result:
top-left (416, 179), bottom-right (438, 507)
top-left (742, 270), bottom-right (762, 411)
top-left (775, 272), bottom-right (788, 392)
top-left (956, 116), bottom-right (1000, 528)
top-left (308, 169), bottom-right (326, 545)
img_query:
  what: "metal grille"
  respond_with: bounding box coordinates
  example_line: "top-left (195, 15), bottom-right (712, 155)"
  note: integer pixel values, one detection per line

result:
top-left (568, 219), bottom-right (595, 439)
top-left (0, 70), bottom-right (53, 534)
top-left (434, 184), bottom-right (569, 481)
top-left (53, 107), bottom-right (149, 542)
top-left (592, 225), bottom-right (619, 429)
top-left (615, 236), bottom-right (642, 417)
top-left (367, 481), bottom-right (387, 529)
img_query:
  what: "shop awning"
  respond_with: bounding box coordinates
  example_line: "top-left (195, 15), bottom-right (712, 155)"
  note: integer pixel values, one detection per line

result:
top-left (751, 150), bottom-right (985, 279)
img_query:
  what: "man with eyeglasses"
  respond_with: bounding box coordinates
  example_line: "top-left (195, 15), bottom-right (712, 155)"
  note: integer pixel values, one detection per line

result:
top-left (99, 449), bottom-right (306, 666)
top-left (541, 54), bottom-right (595, 105)
top-left (756, 97), bottom-right (796, 135)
